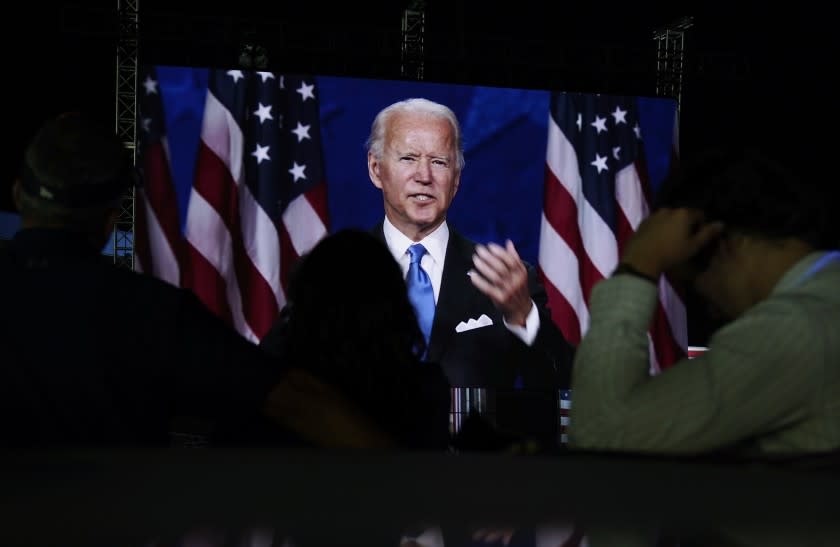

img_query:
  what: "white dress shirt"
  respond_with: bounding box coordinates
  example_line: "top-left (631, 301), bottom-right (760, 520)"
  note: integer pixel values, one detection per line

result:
top-left (382, 217), bottom-right (540, 345)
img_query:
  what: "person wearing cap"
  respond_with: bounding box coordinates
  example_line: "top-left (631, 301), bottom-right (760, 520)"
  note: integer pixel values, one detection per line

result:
top-left (0, 112), bottom-right (391, 448)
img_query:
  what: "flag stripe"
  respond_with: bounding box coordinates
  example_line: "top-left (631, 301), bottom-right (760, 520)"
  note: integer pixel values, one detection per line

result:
top-left (538, 265), bottom-right (584, 345)
top-left (614, 164), bottom-right (649, 231)
top-left (239, 182), bottom-right (286, 311)
top-left (140, 190), bottom-right (181, 286)
top-left (614, 160), bottom-right (686, 366)
top-left (542, 145), bottom-right (607, 308)
top-left (278, 222), bottom-right (299, 295)
top-left (185, 240), bottom-right (235, 325)
top-left (542, 168), bottom-right (588, 295)
top-left (184, 187), bottom-right (258, 342)
top-left (282, 192), bottom-right (328, 257)
top-left (136, 67), bottom-right (329, 345)
top-left (545, 117), bottom-right (618, 279)
top-left (539, 91), bottom-right (685, 377)
top-left (189, 143), bottom-right (277, 340)
top-left (134, 70), bottom-right (182, 286)
top-left (538, 214), bottom-right (588, 343)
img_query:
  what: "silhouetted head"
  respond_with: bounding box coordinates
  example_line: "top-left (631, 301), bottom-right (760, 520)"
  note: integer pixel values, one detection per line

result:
top-left (14, 112), bottom-right (133, 246)
top-left (657, 145), bottom-right (831, 250)
top-left (283, 229), bottom-right (426, 390)
top-left (656, 145), bottom-right (834, 319)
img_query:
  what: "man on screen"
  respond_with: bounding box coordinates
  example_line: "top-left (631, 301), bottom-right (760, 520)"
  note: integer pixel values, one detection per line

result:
top-left (365, 97), bottom-right (575, 443)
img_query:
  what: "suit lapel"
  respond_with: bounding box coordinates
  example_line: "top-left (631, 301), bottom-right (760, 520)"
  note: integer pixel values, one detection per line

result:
top-left (371, 222), bottom-right (387, 245)
top-left (426, 229), bottom-right (479, 363)
top-left (373, 221), bottom-right (478, 363)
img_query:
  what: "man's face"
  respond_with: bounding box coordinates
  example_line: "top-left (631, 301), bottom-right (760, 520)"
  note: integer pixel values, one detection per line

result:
top-left (368, 111), bottom-right (460, 241)
top-left (691, 238), bottom-right (751, 321)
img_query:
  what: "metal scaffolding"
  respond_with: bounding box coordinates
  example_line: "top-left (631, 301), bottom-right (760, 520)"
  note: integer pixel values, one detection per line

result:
top-left (653, 16), bottom-right (694, 116)
top-left (114, 0), bottom-right (138, 269)
top-left (401, 1), bottom-right (425, 80)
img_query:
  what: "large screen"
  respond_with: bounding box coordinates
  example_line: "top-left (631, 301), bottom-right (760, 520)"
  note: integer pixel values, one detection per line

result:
top-left (137, 65), bottom-right (679, 351)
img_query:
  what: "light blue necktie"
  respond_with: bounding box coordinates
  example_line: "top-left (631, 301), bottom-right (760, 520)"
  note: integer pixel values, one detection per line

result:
top-left (406, 244), bottom-right (436, 350)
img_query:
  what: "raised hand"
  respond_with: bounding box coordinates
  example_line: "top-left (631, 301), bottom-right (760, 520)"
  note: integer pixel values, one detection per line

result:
top-left (469, 240), bottom-right (532, 327)
top-left (621, 208), bottom-right (725, 279)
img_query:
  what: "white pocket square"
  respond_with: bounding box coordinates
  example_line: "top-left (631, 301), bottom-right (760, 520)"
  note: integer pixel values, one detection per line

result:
top-left (455, 314), bottom-right (493, 333)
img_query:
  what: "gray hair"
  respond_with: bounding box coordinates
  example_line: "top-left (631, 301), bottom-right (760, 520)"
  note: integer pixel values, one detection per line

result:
top-left (365, 98), bottom-right (465, 172)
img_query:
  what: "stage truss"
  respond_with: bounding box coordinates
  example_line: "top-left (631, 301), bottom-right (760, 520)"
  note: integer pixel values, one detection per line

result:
top-left (654, 16), bottom-right (694, 116)
top-left (114, 0), bottom-right (138, 268)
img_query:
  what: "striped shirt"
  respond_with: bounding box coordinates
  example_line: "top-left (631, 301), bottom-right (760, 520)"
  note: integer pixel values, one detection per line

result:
top-left (568, 251), bottom-right (840, 455)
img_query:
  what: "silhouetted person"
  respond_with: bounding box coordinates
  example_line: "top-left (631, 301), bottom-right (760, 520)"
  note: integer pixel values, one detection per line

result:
top-left (0, 112), bottom-right (390, 448)
top-left (261, 229), bottom-right (451, 450)
top-left (569, 145), bottom-right (840, 457)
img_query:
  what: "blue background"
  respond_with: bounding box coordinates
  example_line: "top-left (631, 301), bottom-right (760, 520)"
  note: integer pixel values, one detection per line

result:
top-left (2, 68), bottom-right (676, 268)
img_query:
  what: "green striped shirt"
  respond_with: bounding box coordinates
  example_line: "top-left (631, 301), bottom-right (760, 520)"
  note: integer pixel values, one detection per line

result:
top-left (568, 251), bottom-right (840, 455)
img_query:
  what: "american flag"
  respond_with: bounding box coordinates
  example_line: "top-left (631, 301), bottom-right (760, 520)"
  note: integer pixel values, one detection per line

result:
top-left (538, 91), bottom-right (685, 373)
top-left (135, 65), bottom-right (183, 289)
top-left (135, 67), bottom-right (328, 342)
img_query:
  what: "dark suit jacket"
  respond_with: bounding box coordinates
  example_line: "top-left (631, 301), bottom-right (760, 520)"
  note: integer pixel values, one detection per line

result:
top-left (375, 222), bottom-right (574, 390)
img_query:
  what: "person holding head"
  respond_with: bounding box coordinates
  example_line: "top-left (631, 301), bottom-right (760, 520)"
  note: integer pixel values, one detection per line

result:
top-left (568, 145), bottom-right (840, 456)
top-left (261, 228), bottom-right (452, 450)
top-left (364, 98), bottom-right (575, 443)
top-left (0, 111), bottom-right (391, 449)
